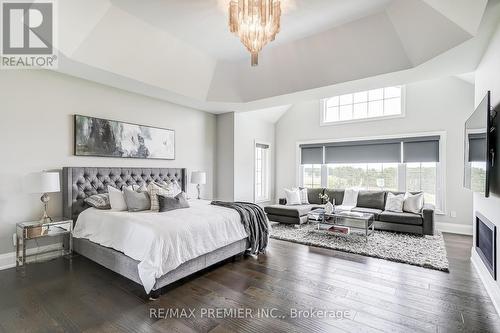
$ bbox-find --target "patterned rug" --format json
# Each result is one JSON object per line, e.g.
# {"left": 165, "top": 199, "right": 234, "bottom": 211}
{"left": 270, "top": 223, "right": 449, "bottom": 272}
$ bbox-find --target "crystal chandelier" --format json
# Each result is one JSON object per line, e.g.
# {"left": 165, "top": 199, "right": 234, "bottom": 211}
{"left": 229, "top": 0, "right": 282, "bottom": 66}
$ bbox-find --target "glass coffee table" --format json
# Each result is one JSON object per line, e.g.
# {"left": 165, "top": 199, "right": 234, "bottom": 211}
{"left": 318, "top": 211, "right": 375, "bottom": 241}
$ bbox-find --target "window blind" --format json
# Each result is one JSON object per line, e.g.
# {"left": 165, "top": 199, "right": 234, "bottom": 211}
{"left": 300, "top": 145, "right": 324, "bottom": 164}
{"left": 324, "top": 139, "right": 401, "bottom": 163}
{"left": 402, "top": 136, "right": 440, "bottom": 163}
{"left": 256, "top": 143, "right": 270, "bottom": 149}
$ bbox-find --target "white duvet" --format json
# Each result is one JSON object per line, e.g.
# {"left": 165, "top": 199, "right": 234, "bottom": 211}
{"left": 72, "top": 199, "right": 247, "bottom": 293}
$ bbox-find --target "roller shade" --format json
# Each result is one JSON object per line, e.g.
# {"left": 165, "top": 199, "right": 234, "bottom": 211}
{"left": 300, "top": 145, "right": 324, "bottom": 164}
{"left": 402, "top": 136, "right": 440, "bottom": 163}
{"left": 468, "top": 133, "right": 486, "bottom": 162}
{"left": 325, "top": 139, "right": 401, "bottom": 163}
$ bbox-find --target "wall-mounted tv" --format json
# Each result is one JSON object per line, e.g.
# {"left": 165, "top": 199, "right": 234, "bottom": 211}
{"left": 464, "top": 91, "right": 497, "bottom": 197}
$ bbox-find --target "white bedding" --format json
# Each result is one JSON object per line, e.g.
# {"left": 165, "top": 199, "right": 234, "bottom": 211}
{"left": 72, "top": 199, "right": 247, "bottom": 293}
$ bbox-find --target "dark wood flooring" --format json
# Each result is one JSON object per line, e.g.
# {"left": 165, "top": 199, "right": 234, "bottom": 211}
{"left": 0, "top": 234, "right": 499, "bottom": 333}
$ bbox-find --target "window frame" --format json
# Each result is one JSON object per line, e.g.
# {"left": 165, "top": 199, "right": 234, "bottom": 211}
{"left": 296, "top": 132, "right": 446, "bottom": 215}
{"left": 320, "top": 86, "right": 406, "bottom": 126}
{"left": 254, "top": 140, "right": 271, "bottom": 203}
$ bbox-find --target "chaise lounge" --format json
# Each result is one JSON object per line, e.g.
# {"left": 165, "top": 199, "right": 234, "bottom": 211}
{"left": 264, "top": 188, "right": 435, "bottom": 235}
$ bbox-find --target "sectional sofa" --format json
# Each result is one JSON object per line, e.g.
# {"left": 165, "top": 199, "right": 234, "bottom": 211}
{"left": 264, "top": 188, "right": 435, "bottom": 235}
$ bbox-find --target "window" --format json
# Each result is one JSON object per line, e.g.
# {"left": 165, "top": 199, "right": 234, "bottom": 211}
{"left": 302, "top": 164, "right": 322, "bottom": 188}
{"left": 327, "top": 163, "right": 398, "bottom": 191}
{"left": 255, "top": 143, "right": 270, "bottom": 202}
{"left": 321, "top": 86, "right": 404, "bottom": 125}
{"left": 406, "top": 162, "right": 437, "bottom": 206}
{"left": 299, "top": 135, "right": 444, "bottom": 213}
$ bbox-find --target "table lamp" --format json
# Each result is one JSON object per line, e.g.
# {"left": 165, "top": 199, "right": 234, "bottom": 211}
{"left": 25, "top": 172, "right": 61, "bottom": 222}
{"left": 190, "top": 171, "right": 206, "bottom": 200}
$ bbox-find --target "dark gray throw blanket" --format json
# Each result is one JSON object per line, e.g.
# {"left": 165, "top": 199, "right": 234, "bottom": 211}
{"left": 211, "top": 201, "right": 269, "bottom": 254}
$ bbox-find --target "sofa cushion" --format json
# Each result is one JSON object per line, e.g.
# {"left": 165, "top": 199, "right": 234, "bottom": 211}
{"left": 351, "top": 207, "right": 383, "bottom": 219}
{"left": 264, "top": 204, "right": 317, "bottom": 218}
{"left": 307, "top": 188, "right": 325, "bottom": 205}
{"left": 325, "top": 189, "right": 344, "bottom": 206}
{"left": 357, "top": 191, "right": 386, "bottom": 210}
{"left": 379, "top": 211, "right": 423, "bottom": 226}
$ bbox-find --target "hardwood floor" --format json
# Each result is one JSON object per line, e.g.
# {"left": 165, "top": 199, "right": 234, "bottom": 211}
{"left": 0, "top": 233, "right": 499, "bottom": 332}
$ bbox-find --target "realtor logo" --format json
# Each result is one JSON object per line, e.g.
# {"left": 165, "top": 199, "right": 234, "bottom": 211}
{"left": 1, "top": 0, "right": 57, "bottom": 69}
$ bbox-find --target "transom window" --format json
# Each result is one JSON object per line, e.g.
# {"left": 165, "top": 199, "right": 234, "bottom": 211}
{"left": 321, "top": 86, "right": 404, "bottom": 124}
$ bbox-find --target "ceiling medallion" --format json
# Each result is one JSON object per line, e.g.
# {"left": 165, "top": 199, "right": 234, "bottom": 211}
{"left": 229, "top": 0, "right": 281, "bottom": 66}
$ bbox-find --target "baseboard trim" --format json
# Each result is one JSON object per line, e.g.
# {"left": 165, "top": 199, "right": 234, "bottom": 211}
{"left": 0, "top": 244, "right": 64, "bottom": 271}
{"left": 471, "top": 248, "right": 500, "bottom": 316}
{"left": 436, "top": 222, "right": 472, "bottom": 235}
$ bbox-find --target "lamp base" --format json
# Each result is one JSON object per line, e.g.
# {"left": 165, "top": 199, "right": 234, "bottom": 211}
{"left": 40, "top": 193, "right": 53, "bottom": 223}
{"left": 197, "top": 184, "right": 201, "bottom": 200}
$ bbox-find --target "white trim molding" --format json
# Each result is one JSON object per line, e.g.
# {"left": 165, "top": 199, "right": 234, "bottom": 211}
{"left": 436, "top": 222, "right": 473, "bottom": 235}
{"left": 472, "top": 248, "right": 500, "bottom": 316}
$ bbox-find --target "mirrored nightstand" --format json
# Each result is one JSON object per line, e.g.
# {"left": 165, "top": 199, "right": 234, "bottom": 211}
{"left": 16, "top": 218, "right": 73, "bottom": 267}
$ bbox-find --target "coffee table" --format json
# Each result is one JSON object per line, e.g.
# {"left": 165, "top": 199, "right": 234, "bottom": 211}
{"left": 318, "top": 211, "right": 375, "bottom": 241}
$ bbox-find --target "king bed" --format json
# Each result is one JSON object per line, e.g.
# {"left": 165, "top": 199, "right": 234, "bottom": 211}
{"left": 62, "top": 167, "right": 249, "bottom": 298}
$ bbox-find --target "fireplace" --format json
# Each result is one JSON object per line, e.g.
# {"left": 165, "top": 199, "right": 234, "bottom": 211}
{"left": 476, "top": 212, "right": 497, "bottom": 280}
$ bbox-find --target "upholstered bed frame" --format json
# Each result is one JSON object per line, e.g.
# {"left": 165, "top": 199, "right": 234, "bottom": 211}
{"left": 62, "top": 167, "right": 248, "bottom": 297}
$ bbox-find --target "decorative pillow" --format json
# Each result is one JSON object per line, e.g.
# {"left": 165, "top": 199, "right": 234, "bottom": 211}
{"left": 403, "top": 192, "right": 424, "bottom": 214}
{"left": 158, "top": 192, "right": 190, "bottom": 212}
{"left": 342, "top": 189, "right": 359, "bottom": 206}
{"left": 123, "top": 187, "right": 151, "bottom": 212}
{"left": 84, "top": 193, "right": 110, "bottom": 210}
{"left": 294, "top": 188, "right": 310, "bottom": 204}
{"left": 284, "top": 188, "right": 301, "bottom": 205}
{"left": 108, "top": 185, "right": 128, "bottom": 211}
{"left": 148, "top": 182, "right": 178, "bottom": 211}
{"left": 385, "top": 192, "right": 405, "bottom": 213}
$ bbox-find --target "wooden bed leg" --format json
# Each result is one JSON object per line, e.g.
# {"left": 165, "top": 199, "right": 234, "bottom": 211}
{"left": 149, "top": 289, "right": 161, "bottom": 301}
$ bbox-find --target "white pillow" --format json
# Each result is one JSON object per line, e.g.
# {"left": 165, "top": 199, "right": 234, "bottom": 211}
{"left": 284, "top": 189, "right": 302, "bottom": 205}
{"left": 108, "top": 185, "right": 128, "bottom": 211}
{"left": 385, "top": 192, "right": 404, "bottom": 213}
{"left": 293, "top": 188, "right": 309, "bottom": 204}
{"left": 403, "top": 192, "right": 424, "bottom": 214}
{"left": 342, "top": 189, "right": 359, "bottom": 206}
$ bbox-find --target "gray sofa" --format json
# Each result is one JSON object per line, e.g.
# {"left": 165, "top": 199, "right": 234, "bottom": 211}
{"left": 264, "top": 188, "right": 435, "bottom": 235}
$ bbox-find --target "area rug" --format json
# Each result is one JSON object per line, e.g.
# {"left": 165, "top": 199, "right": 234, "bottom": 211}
{"left": 270, "top": 223, "right": 449, "bottom": 272}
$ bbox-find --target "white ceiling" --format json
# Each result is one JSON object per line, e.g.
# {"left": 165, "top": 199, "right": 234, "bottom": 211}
{"left": 110, "top": 0, "right": 393, "bottom": 60}
{"left": 54, "top": 0, "right": 495, "bottom": 113}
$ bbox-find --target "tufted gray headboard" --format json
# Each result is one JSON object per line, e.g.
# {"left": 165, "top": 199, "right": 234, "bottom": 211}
{"left": 62, "top": 167, "right": 187, "bottom": 221}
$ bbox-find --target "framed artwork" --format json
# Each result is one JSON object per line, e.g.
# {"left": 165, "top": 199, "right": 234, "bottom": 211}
{"left": 74, "top": 115, "right": 175, "bottom": 160}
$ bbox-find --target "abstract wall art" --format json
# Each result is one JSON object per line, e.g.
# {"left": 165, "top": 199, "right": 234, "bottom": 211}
{"left": 74, "top": 115, "right": 175, "bottom": 160}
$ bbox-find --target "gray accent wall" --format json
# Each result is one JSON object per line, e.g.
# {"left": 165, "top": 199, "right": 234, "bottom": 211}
{"left": 0, "top": 70, "right": 216, "bottom": 256}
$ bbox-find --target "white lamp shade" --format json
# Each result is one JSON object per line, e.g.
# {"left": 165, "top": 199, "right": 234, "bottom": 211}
{"left": 24, "top": 172, "right": 61, "bottom": 193}
{"left": 190, "top": 171, "right": 206, "bottom": 185}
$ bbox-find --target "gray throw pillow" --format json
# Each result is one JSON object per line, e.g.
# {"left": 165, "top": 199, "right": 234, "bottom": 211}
{"left": 123, "top": 187, "right": 151, "bottom": 212}
{"left": 84, "top": 193, "right": 111, "bottom": 210}
{"left": 158, "top": 192, "right": 190, "bottom": 212}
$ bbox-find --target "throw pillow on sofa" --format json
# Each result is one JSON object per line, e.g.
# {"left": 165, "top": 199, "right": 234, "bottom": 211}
{"left": 342, "top": 189, "right": 359, "bottom": 206}
{"left": 385, "top": 192, "right": 404, "bottom": 213}
{"left": 403, "top": 192, "right": 424, "bottom": 214}
{"left": 284, "top": 188, "right": 302, "bottom": 205}
{"left": 293, "top": 187, "right": 309, "bottom": 204}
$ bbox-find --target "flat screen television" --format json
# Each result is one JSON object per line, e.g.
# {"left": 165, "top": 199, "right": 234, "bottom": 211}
{"left": 464, "top": 91, "right": 497, "bottom": 197}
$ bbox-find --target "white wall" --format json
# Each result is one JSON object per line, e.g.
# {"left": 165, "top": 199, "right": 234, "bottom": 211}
{"left": 0, "top": 70, "right": 216, "bottom": 255}
{"left": 215, "top": 111, "right": 276, "bottom": 204}
{"left": 234, "top": 112, "right": 275, "bottom": 204}
{"left": 215, "top": 112, "right": 235, "bottom": 201}
{"left": 275, "top": 76, "right": 475, "bottom": 229}
{"left": 472, "top": 20, "right": 500, "bottom": 313}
